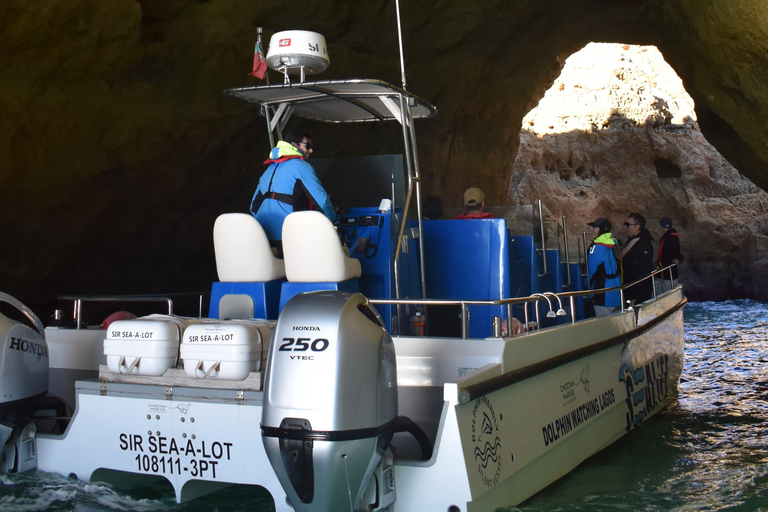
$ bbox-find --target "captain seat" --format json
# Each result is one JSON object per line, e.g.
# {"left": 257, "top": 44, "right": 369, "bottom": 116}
{"left": 282, "top": 211, "right": 361, "bottom": 282}
{"left": 214, "top": 213, "right": 285, "bottom": 281}
{"left": 279, "top": 211, "right": 361, "bottom": 310}
{"left": 209, "top": 213, "right": 286, "bottom": 320}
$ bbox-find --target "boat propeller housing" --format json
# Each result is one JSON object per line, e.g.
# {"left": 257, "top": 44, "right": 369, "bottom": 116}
{"left": 261, "top": 291, "right": 397, "bottom": 512}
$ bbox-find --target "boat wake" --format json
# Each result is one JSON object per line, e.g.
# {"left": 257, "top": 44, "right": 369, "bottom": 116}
{"left": 0, "top": 471, "right": 170, "bottom": 512}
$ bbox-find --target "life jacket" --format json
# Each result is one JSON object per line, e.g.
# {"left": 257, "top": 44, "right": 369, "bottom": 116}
{"left": 589, "top": 233, "right": 620, "bottom": 290}
{"left": 251, "top": 141, "right": 309, "bottom": 210}
{"left": 454, "top": 211, "right": 495, "bottom": 219}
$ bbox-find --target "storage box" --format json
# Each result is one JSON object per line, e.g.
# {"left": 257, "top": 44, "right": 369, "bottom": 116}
{"left": 181, "top": 320, "right": 275, "bottom": 381}
{"left": 103, "top": 315, "right": 208, "bottom": 376}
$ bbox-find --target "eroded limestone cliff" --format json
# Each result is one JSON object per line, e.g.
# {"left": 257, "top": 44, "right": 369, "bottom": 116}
{"left": 509, "top": 44, "right": 768, "bottom": 300}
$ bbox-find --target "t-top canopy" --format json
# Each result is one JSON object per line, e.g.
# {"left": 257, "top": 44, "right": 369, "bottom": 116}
{"left": 224, "top": 79, "right": 438, "bottom": 123}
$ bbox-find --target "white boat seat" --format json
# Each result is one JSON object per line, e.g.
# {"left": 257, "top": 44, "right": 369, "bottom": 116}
{"left": 282, "top": 211, "right": 362, "bottom": 282}
{"left": 213, "top": 213, "right": 286, "bottom": 282}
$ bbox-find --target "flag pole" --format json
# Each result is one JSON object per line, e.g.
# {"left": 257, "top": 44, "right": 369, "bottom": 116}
{"left": 395, "top": 0, "right": 407, "bottom": 91}
{"left": 257, "top": 27, "right": 270, "bottom": 85}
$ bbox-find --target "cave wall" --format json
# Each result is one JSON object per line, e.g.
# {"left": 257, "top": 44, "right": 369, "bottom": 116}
{"left": 1, "top": 0, "right": 767, "bottom": 313}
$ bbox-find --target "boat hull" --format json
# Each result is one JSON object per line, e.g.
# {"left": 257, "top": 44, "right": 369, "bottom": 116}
{"left": 395, "top": 288, "right": 685, "bottom": 510}
{"left": 36, "top": 289, "right": 684, "bottom": 511}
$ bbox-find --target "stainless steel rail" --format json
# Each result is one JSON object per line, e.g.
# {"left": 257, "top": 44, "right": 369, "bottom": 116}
{"left": 56, "top": 294, "right": 207, "bottom": 329}
{"left": 536, "top": 200, "right": 548, "bottom": 277}
{"left": 562, "top": 215, "right": 571, "bottom": 288}
{"left": 369, "top": 264, "right": 679, "bottom": 339}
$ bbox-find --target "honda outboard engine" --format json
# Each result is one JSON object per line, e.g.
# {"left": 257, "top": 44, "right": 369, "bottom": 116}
{"left": 262, "top": 291, "right": 397, "bottom": 512}
{"left": 0, "top": 293, "right": 49, "bottom": 473}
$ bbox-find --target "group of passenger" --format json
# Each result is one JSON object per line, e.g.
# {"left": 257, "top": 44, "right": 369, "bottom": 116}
{"left": 587, "top": 213, "right": 683, "bottom": 316}
{"left": 248, "top": 133, "right": 681, "bottom": 321}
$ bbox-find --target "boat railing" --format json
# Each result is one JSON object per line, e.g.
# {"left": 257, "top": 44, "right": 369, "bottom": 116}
{"left": 535, "top": 199, "right": 548, "bottom": 277}
{"left": 369, "top": 263, "right": 680, "bottom": 339}
{"left": 561, "top": 215, "right": 572, "bottom": 288}
{"left": 57, "top": 292, "right": 209, "bottom": 329}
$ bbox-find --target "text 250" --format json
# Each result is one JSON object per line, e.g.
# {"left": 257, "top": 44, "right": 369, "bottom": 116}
{"left": 278, "top": 338, "right": 330, "bottom": 352}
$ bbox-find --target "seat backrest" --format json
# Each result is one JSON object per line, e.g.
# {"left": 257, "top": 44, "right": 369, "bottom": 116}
{"left": 213, "top": 213, "right": 286, "bottom": 282}
{"left": 282, "top": 211, "right": 362, "bottom": 282}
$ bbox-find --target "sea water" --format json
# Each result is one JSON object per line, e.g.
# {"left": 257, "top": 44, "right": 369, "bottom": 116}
{"left": 2, "top": 300, "right": 767, "bottom": 512}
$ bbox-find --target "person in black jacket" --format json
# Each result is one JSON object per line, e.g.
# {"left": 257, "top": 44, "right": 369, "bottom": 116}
{"left": 618, "top": 213, "right": 654, "bottom": 304}
{"left": 656, "top": 216, "right": 684, "bottom": 293}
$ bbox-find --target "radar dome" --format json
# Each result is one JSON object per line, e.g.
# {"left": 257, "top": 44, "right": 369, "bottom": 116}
{"left": 266, "top": 31, "right": 329, "bottom": 75}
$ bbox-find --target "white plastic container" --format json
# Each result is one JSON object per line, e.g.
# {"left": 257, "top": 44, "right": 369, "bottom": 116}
{"left": 181, "top": 320, "right": 275, "bottom": 381}
{"left": 265, "top": 30, "right": 329, "bottom": 75}
{"left": 104, "top": 316, "right": 201, "bottom": 376}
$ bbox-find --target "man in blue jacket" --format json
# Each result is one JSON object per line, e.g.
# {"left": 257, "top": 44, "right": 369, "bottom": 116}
{"left": 250, "top": 130, "right": 337, "bottom": 255}
{"left": 587, "top": 217, "right": 622, "bottom": 316}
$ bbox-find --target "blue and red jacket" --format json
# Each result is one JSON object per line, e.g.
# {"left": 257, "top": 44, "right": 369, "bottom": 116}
{"left": 588, "top": 233, "right": 621, "bottom": 307}
{"left": 250, "top": 141, "right": 337, "bottom": 241}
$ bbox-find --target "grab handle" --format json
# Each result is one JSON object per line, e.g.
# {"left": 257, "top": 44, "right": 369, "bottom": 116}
{"left": 194, "top": 360, "right": 221, "bottom": 379}
{"left": 118, "top": 355, "right": 141, "bottom": 375}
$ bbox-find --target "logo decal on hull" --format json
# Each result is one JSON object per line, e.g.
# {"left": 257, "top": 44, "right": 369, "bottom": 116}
{"left": 559, "top": 364, "right": 591, "bottom": 404}
{"left": 471, "top": 396, "right": 504, "bottom": 487}
{"left": 619, "top": 344, "right": 670, "bottom": 431}
{"left": 148, "top": 403, "right": 192, "bottom": 415}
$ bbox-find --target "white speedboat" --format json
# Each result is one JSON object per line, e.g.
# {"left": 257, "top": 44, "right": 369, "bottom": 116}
{"left": 0, "top": 28, "right": 685, "bottom": 512}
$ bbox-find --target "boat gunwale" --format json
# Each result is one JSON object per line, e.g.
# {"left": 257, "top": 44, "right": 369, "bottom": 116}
{"left": 458, "top": 292, "right": 687, "bottom": 404}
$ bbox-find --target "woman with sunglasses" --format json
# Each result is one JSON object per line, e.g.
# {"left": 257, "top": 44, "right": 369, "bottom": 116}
{"left": 617, "top": 213, "right": 654, "bottom": 304}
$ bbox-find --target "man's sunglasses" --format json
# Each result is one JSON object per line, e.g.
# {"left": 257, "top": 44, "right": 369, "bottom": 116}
{"left": 624, "top": 222, "right": 639, "bottom": 227}
{"left": 299, "top": 142, "right": 313, "bottom": 151}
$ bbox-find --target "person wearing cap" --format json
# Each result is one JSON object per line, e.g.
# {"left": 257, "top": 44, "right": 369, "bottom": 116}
{"left": 455, "top": 187, "right": 494, "bottom": 219}
{"left": 587, "top": 218, "right": 621, "bottom": 316}
{"left": 617, "top": 212, "right": 654, "bottom": 303}
{"left": 250, "top": 130, "right": 337, "bottom": 256}
{"left": 656, "top": 216, "right": 683, "bottom": 293}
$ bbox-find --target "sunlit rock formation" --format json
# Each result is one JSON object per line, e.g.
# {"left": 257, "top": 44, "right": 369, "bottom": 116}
{"left": 510, "top": 44, "right": 768, "bottom": 300}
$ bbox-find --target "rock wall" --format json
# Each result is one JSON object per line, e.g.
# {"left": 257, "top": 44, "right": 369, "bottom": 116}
{"left": 2, "top": 0, "right": 768, "bottom": 313}
{"left": 508, "top": 44, "right": 768, "bottom": 300}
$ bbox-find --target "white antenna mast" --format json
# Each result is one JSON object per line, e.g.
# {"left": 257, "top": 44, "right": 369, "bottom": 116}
{"left": 395, "top": 0, "right": 408, "bottom": 90}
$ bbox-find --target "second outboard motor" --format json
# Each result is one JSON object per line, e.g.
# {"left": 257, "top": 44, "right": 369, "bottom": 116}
{"left": 262, "top": 291, "right": 397, "bottom": 512}
{"left": 0, "top": 293, "right": 50, "bottom": 473}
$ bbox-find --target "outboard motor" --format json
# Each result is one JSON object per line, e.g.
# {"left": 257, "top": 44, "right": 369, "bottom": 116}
{"left": 0, "top": 293, "right": 50, "bottom": 473}
{"left": 262, "top": 291, "right": 397, "bottom": 512}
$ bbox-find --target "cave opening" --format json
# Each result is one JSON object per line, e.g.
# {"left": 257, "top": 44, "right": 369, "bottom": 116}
{"left": 654, "top": 158, "right": 683, "bottom": 179}
{"left": 510, "top": 42, "right": 768, "bottom": 301}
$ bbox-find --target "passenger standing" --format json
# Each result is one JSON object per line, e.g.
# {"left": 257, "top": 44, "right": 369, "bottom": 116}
{"left": 617, "top": 213, "right": 654, "bottom": 304}
{"left": 250, "top": 130, "right": 337, "bottom": 256}
{"left": 455, "top": 187, "right": 494, "bottom": 219}
{"left": 656, "top": 216, "right": 684, "bottom": 293}
{"left": 587, "top": 218, "right": 621, "bottom": 316}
